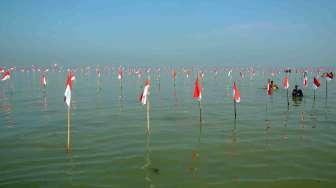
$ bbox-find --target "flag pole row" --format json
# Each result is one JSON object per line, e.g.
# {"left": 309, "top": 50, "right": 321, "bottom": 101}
{"left": 0, "top": 66, "right": 334, "bottom": 153}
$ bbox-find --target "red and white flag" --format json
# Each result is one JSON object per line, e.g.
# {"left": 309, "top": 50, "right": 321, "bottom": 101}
{"left": 267, "top": 79, "right": 272, "bottom": 96}
{"left": 64, "top": 71, "right": 76, "bottom": 108}
{"left": 1, "top": 69, "right": 10, "bottom": 81}
{"left": 313, "top": 77, "right": 320, "bottom": 89}
{"left": 283, "top": 76, "right": 289, "bottom": 89}
{"left": 232, "top": 81, "right": 241, "bottom": 103}
{"left": 303, "top": 74, "right": 308, "bottom": 87}
{"left": 0, "top": 67, "right": 4, "bottom": 73}
{"left": 118, "top": 66, "right": 123, "bottom": 80}
{"left": 139, "top": 79, "right": 150, "bottom": 105}
{"left": 40, "top": 74, "right": 47, "bottom": 87}
{"left": 325, "top": 72, "right": 333, "bottom": 81}
{"left": 193, "top": 78, "right": 201, "bottom": 101}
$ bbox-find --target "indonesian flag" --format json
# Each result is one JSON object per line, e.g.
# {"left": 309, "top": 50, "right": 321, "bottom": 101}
{"left": 325, "top": 72, "right": 333, "bottom": 81}
{"left": 40, "top": 74, "right": 47, "bottom": 87}
{"left": 118, "top": 66, "right": 123, "bottom": 80}
{"left": 232, "top": 81, "right": 241, "bottom": 103}
{"left": 267, "top": 79, "right": 272, "bottom": 96}
{"left": 139, "top": 79, "right": 150, "bottom": 105}
{"left": 283, "top": 76, "right": 289, "bottom": 89}
{"left": 64, "top": 71, "right": 76, "bottom": 108}
{"left": 0, "top": 67, "right": 4, "bottom": 73}
{"left": 193, "top": 78, "right": 201, "bottom": 101}
{"left": 313, "top": 77, "right": 320, "bottom": 89}
{"left": 303, "top": 74, "right": 308, "bottom": 87}
{"left": 1, "top": 69, "right": 10, "bottom": 81}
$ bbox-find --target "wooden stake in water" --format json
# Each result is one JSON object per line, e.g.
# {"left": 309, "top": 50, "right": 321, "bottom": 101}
{"left": 67, "top": 107, "right": 71, "bottom": 152}
{"left": 199, "top": 100, "right": 202, "bottom": 123}
{"left": 147, "top": 95, "right": 150, "bottom": 135}
{"left": 326, "top": 79, "right": 328, "bottom": 98}
{"left": 234, "top": 99, "right": 237, "bottom": 120}
{"left": 314, "top": 89, "right": 316, "bottom": 101}
{"left": 286, "top": 89, "right": 289, "bottom": 110}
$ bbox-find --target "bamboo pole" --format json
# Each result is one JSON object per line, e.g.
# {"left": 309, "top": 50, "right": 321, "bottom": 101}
{"left": 234, "top": 100, "right": 237, "bottom": 120}
{"left": 326, "top": 80, "right": 328, "bottom": 98}
{"left": 286, "top": 89, "right": 289, "bottom": 110}
{"left": 199, "top": 100, "right": 202, "bottom": 123}
{"left": 314, "top": 90, "right": 316, "bottom": 101}
{"left": 147, "top": 96, "right": 150, "bottom": 135}
{"left": 67, "top": 107, "right": 71, "bottom": 152}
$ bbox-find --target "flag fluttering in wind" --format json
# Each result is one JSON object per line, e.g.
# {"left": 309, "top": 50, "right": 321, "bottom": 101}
{"left": 193, "top": 75, "right": 203, "bottom": 122}
{"left": 232, "top": 81, "right": 241, "bottom": 103}
{"left": 303, "top": 72, "right": 308, "bottom": 87}
{"left": 139, "top": 78, "right": 151, "bottom": 134}
{"left": 323, "top": 72, "right": 333, "bottom": 98}
{"left": 283, "top": 75, "right": 290, "bottom": 109}
{"left": 232, "top": 81, "right": 240, "bottom": 120}
{"left": 283, "top": 76, "right": 289, "bottom": 89}
{"left": 64, "top": 71, "right": 76, "bottom": 108}
{"left": 313, "top": 76, "right": 320, "bottom": 100}
{"left": 313, "top": 77, "right": 320, "bottom": 89}
{"left": 64, "top": 71, "right": 75, "bottom": 153}
{"left": 193, "top": 78, "right": 201, "bottom": 101}
{"left": 1, "top": 69, "right": 10, "bottom": 81}
{"left": 139, "top": 79, "right": 150, "bottom": 105}
{"left": 325, "top": 72, "right": 333, "bottom": 81}
{"left": 267, "top": 79, "right": 272, "bottom": 96}
{"left": 40, "top": 74, "right": 47, "bottom": 87}
{"left": 118, "top": 66, "right": 123, "bottom": 80}
{"left": 0, "top": 67, "right": 4, "bottom": 73}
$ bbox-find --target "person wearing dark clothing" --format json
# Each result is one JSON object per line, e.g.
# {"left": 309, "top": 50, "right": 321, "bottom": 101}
{"left": 292, "top": 85, "right": 303, "bottom": 97}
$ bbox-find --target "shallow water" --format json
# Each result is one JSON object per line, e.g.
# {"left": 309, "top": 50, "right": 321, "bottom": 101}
{"left": 0, "top": 69, "right": 335, "bottom": 187}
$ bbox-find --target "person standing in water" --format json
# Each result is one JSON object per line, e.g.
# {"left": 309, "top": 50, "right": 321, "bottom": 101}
{"left": 270, "top": 80, "right": 279, "bottom": 90}
{"left": 292, "top": 85, "right": 303, "bottom": 97}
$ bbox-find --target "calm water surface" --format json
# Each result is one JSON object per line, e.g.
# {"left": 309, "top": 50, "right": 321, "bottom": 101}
{"left": 0, "top": 69, "right": 335, "bottom": 187}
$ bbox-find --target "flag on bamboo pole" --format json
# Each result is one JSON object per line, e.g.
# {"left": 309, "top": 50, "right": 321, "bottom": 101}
{"left": 303, "top": 72, "right": 308, "bottom": 87}
{"left": 193, "top": 77, "right": 201, "bottom": 101}
{"left": 267, "top": 79, "right": 272, "bottom": 96}
{"left": 325, "top": 72, "right": 333, "bottom": 81}
{"left": 313, "top": 77, "right": 320, "bottom": 89}
{"left": 118, "top": 66, "right": 123, "bottom": 80}
{"left": 40, "top": 74, "right": 47, "bottom": 87}
{"left": 1, "top": 69, "right": 10, "bottom": 81}
{"left": 283, "top": 76, "right": 289, "bottom": 89}
{"left": 139, "top": 79, "right": 150, "bottom": 105}
{"left": 232, "top": 81, "right": 241, "bottom": 103}
{"left": 64, "top": 71, "right": 76, "bottom": 108}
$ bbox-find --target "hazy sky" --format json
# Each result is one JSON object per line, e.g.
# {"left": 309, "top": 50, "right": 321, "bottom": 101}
{"left": 0, "top": 0, "right": 335, "bottom": 66}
